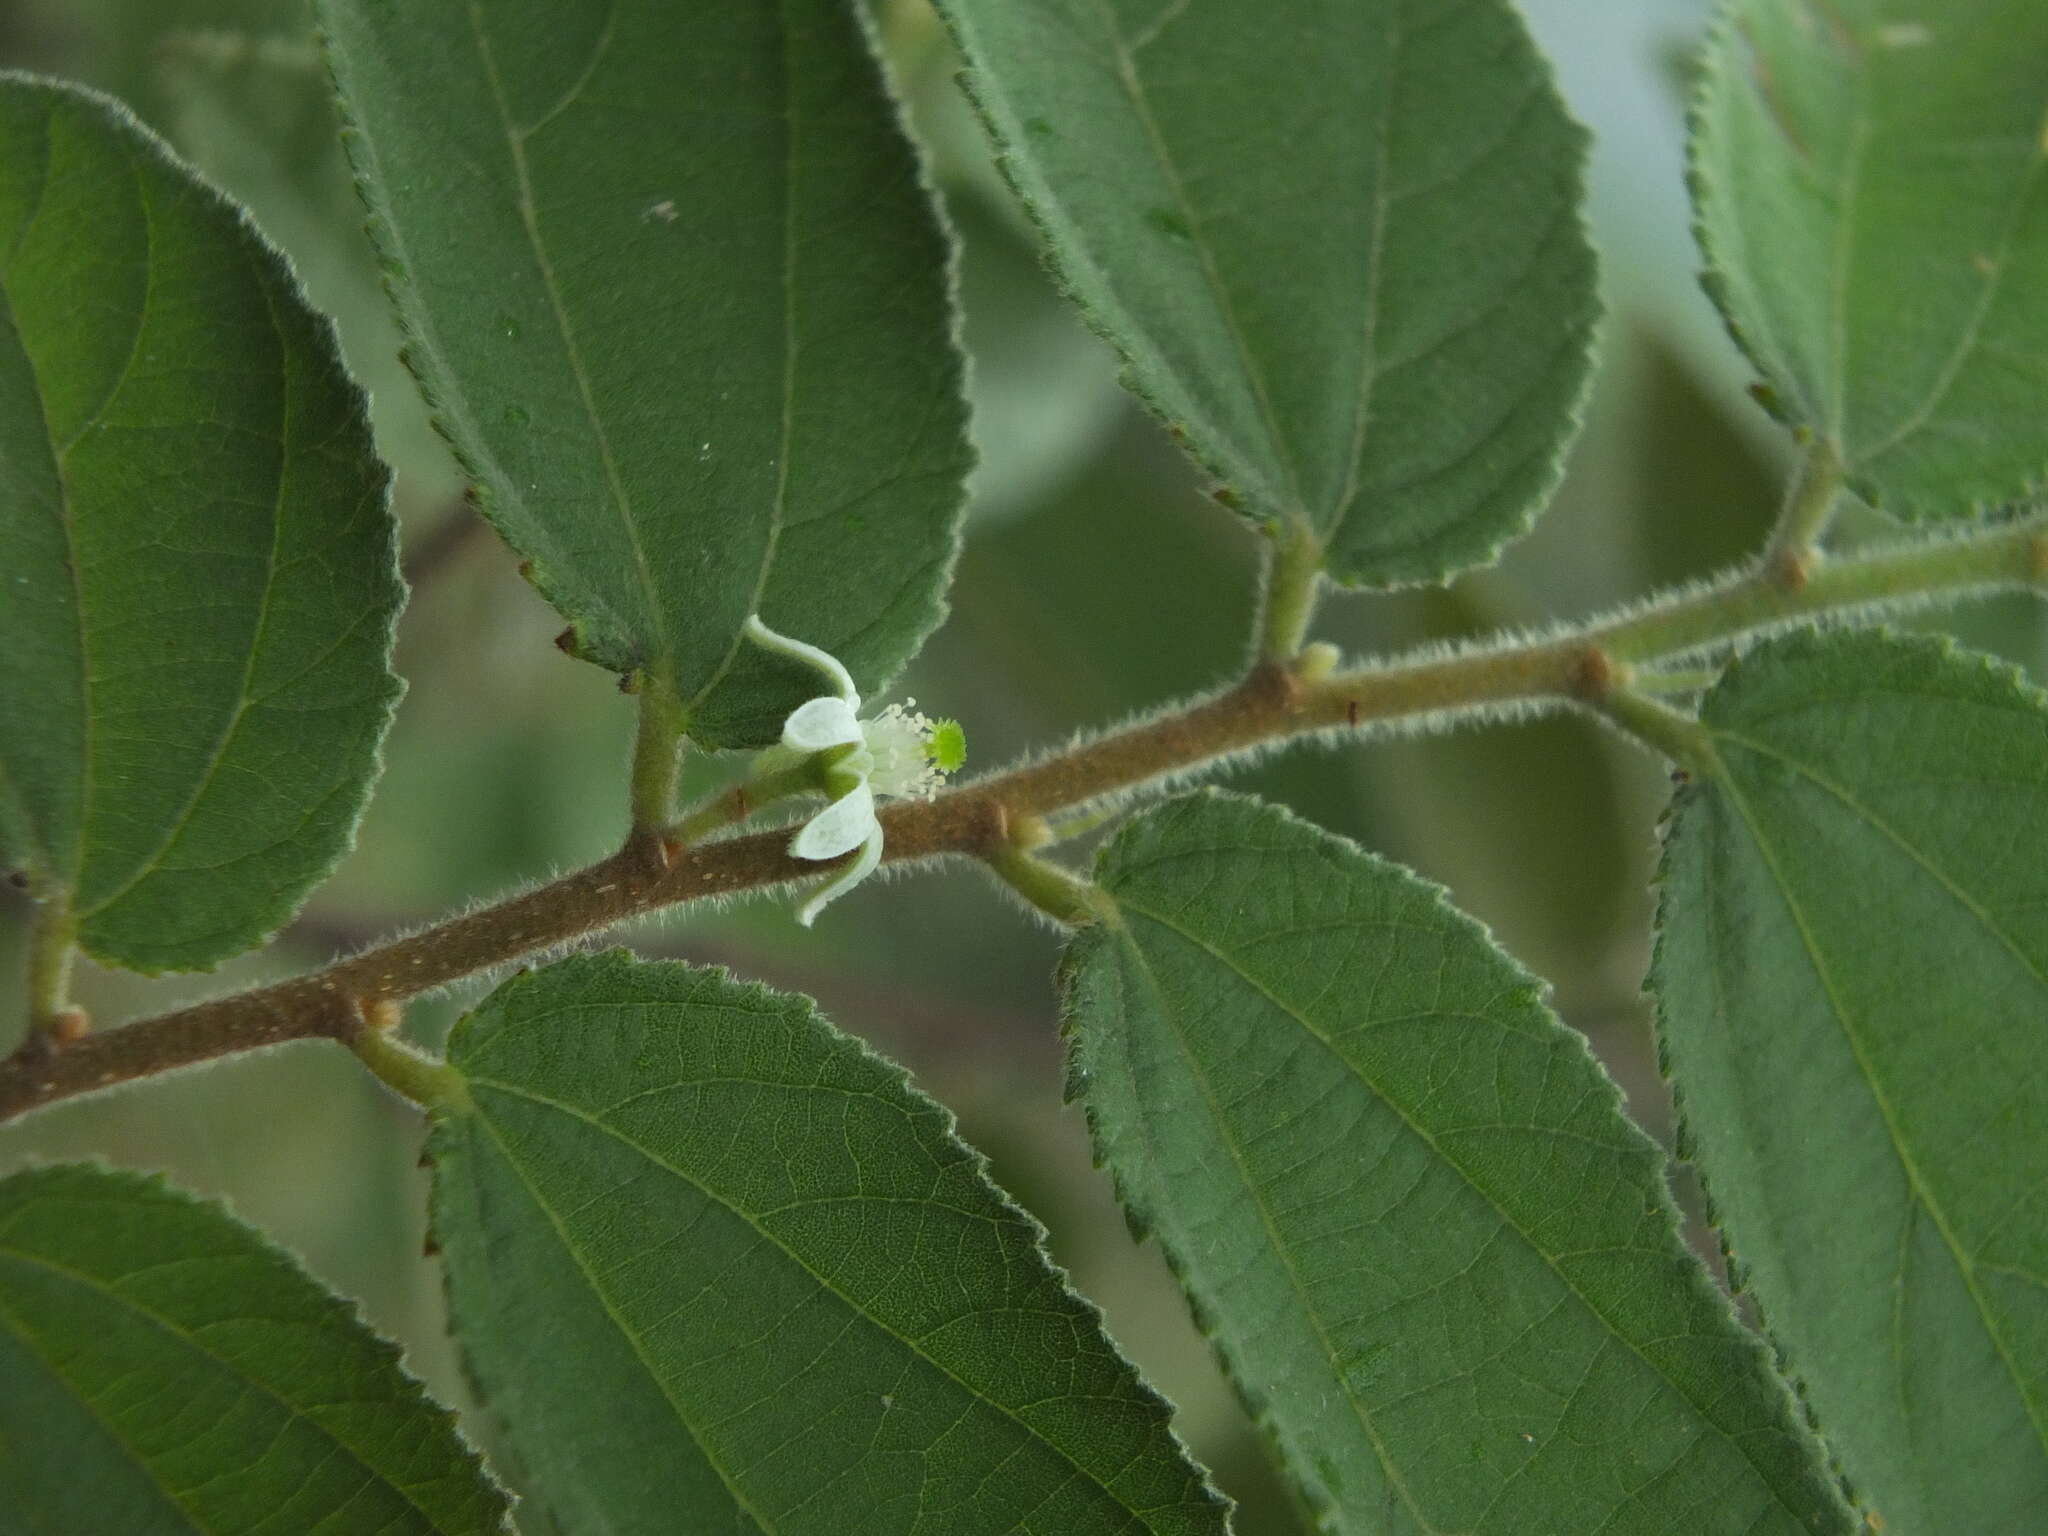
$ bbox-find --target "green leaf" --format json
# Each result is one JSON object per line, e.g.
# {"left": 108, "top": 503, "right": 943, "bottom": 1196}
{"left": 1063, "top": 791, "right": 1853, "bottom": 1535}
{"left": 929, "top": 0, "right": 1599, "bottom": 588}
{"left": 0, "top": 1162, "right": 508, "bottom": 1535}
{"left": 429, "top": 950, "right": 1229, "bottom": 1535}
{"left": 317, "top": 0, "right": 971, "bottom": 748}
{"left": 1652, "top": 629, "right": 2048, "bottom": 1532}
{"left": 0, "top": 74, "right": 401, "bottom": 973}
{"left": 1691, "top": 0, "right": 2048, "bottom": 517}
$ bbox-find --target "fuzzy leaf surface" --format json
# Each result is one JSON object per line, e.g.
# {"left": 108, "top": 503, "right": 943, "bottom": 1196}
{"left": 429, "top": 951, "right": 1227, "bottom": 1535}
{"left": 1653, "top": 629, "right": 2048, "bottom": 1533}
{"left": 1692, "top": 0, "right": 2048, "bottom": 516}
{"left": 0, "top": 1163, "right": 508, "bottom": 1535}
{"left": 318, "top": 0, "right": 970, "bottom": 747}
{"left": 0, "top": 75, "right": 400, "bottom": 971}
{"left": 931, "top": 0, "right": 1598, "bottom": 587}
{"left": 1062, "top": 791, "right": 1853, "bottom": 1534}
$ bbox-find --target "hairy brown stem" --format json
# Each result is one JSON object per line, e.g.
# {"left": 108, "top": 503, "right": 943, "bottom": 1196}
{"left": 0, "top": 663, "right": 1494, "bottom": 1122}
{"left": 4, "top": 520, "right": 2042, "bottom": 1124}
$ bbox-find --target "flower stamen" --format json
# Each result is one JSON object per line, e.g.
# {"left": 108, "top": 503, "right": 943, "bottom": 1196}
{"left": 743, "top": 616, "right": 965, "bottom": 924}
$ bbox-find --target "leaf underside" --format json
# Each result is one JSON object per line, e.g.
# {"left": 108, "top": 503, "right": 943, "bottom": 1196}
{"left": 0, "top": 1163, "right": 508, "bottom": 1535}
{"left": 429, "top": 951, "right": 1228, "bottom": 1535}
{"left": 1654, "top": 628, "right": 2048, "bottom": 1533}
{"left": 932, "top": 0, "right": 1600, "bottom": 589}
{"left": 318, "top": 0, "right": 972, "bottom": 748}
{"left": 1692, "top": 0, "right": 2048, "bottom": 516}
{"left": 1063, "top": 791, "right": 1852, "bottom": 1535}
{"left": 0, "top": 73, "right": 400, "bottom": 972}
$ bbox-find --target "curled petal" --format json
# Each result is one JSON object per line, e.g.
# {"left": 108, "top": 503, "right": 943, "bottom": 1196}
{"left": 796, "top": 826, "right": 883, "bottom": 927}
{"left": 782, "top": 695, "right": 862, "bottom": 752}
{"left": 745, "top": 614, "right": 857, "bottom": 702}
{"left": 788, "top": 781, "right": 877, "bottom": 861}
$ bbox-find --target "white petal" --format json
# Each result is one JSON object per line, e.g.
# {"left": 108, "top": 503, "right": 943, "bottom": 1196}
{"left": 745, "top": 614, "right": 857, "bottom": 702}
{"left": 796, "top": 827, "right": 883, "bottom": 927}
{"left": 788, "top": 781, "right": 876, "bottom": 860}
{"left": 782, "top": 695, "right": 862, "bottom": 752}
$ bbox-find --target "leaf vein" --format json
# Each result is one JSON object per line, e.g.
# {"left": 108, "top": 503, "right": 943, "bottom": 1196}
{"left": 0, "top": 1250, "right": 439, "bottom": 1529}
{"left": 1707, "top": 758, "right": 2048, "bottom": 1459}
{"left": 1116, "top": 888, "right": 1821, "bottom": 1521}
{"left": 466, "top": 1073, "right": 1164, "bottom": 1523}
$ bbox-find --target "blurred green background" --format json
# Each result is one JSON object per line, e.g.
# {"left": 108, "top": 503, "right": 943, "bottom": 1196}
{"left": 0, "top": 2, "right": 2039, "bottom": 1528}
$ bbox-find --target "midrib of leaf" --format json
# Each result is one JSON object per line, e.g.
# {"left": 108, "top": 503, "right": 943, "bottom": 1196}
{"left": 0, "top": 1245, "right": 451, "bottom": 1530}
{"left": 1859, "top": 125, "right": 2048, "bottom": 468}
{"left": 1824, "top": 53, "right": 1871, "bottom": 452}
{"left": 74, "top": 252, "right": 290, "bottom": 923}
{"left": 1706, "top": 743, "right": 2048, "bottom": 1456}
{"left": 460, "top": 1109, "right": 774, "bottom": 1535}
{"left": 0, "top": 1284, "right": 203, "bottom": 1535}
{"left": 55, "top": 162, "right": 150, "bottom": 463}
{"left": 0, "top": 115, "right": 91, "bottom": 887}
{"left": 59, "top": 154, "right": 148, "bottom": 903}
{"left": 464, "top": 1071, "right": 1165, "bottom": 1525}
{"left": 1112, "top": 884, "right": 1822, "bottom": 1524}
{"left": 1330, "top": 2, "right": 1398, "bottom": 529}
{"left": 1807, "top": 14, "right": 2048, "bottom": 471}
{"left": 0, "top": 338, "right": 60, "bottom": 876}
{"left": 1104, "top": 916, "right": 1440, "bottom": 1534}
{"left": 13, "top": 139, "right": 317, "bottom": 922}
{"left": 462, "top": 0, "right": 670, "bottom": 676}
{"left": 1083, "top": 0, "right": 1307, "bottom": 517}
{"left": 0, "top": 112, "right": 56, "bottom": 875}
{"left": 683, "top": 0, "right": 797, "bottom": 717}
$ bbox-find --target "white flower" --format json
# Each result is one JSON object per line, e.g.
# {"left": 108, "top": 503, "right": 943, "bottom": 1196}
{"left": 745, "top": 616, "right": 964, "bottom": 926}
